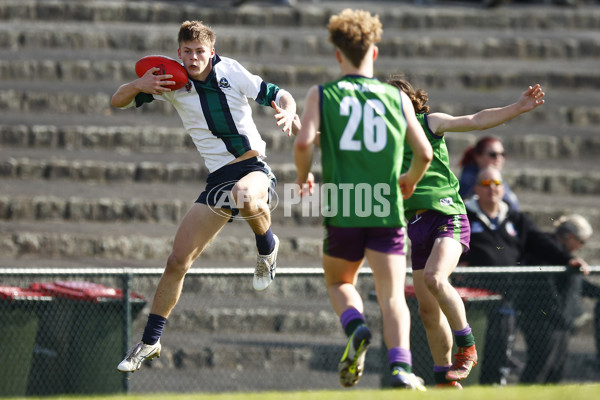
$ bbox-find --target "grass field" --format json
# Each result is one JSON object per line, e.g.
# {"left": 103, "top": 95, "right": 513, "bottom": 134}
{"left": 10, "top": 384, "right": 600, "bottom": 400}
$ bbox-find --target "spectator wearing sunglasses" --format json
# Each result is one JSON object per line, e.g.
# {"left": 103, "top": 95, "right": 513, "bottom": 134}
{"left": 457, "top": 167, "right": 586, "bottom": 385}
{"left": 459, "top": 136, "right": 520, "bottom": 211}
{"left": 515, "top": 214, "right": 594, "bottom": 384}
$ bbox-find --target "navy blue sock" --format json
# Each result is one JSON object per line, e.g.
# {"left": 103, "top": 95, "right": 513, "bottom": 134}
{"left": 255, "top": 228, "right": 275, "bottom": 255}
{"left": 142, "top": 313, "right": 167, "bottom": 345}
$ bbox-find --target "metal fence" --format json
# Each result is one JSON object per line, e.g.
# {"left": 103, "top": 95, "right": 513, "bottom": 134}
{"left": 1, "top": 266, "right": 599, "bottom": 396}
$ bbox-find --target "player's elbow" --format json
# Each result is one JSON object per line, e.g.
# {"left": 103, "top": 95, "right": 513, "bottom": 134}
{"left": 110, "top": 97, "right": 120, "bottom": 108}
{"left": 418, "top": 145, "right": 434, "bottom": 164}
{"left": 110, "top": 94, "right": 126, "bottom": 108}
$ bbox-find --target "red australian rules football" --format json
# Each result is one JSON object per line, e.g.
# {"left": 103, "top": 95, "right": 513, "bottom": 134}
{"left": 135, "top": 55, "right": 189, "bottom": 90}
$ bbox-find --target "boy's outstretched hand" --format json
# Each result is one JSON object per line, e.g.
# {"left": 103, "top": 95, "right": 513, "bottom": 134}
{"left": 271, "top": 100, "right": 296, "bottom": 137}
{"left": 518, "top": 84, "right": 545, "bottom": 113}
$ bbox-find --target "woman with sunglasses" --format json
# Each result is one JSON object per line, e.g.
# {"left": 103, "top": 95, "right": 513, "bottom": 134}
{"left": 458, "top": 136, "right": 519, "bottom": 210}
{"left": 387, "top": 79, "right": 545, "bottom": 388}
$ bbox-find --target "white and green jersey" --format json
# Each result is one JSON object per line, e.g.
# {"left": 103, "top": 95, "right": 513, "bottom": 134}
{"left": 319, "top": 75, "right": 408, "bottom": 228}
{"left": 123, "top": 54, "right": 284, "bottom": 173}
{"left": 402, "top": 113, "right": 466, "bottom": 219}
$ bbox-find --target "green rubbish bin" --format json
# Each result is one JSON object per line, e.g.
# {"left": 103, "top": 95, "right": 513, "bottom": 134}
{"left": 27, "top": 281, "right": 146, "bottom": 395}
{"left": 375, "top": 285, "right": 501, "bottom": 387}
{"left": 0, "top": 286, "right": 52, "bottom": 397}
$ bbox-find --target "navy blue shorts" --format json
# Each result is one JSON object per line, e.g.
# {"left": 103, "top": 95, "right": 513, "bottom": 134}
{"left": 324, "top": 225, "right": 407, "bottom": 262}
{"left": 196, "top": 157, "right": 276, "bottom": 220}
{"left": 407, "top": 211, "right": 470, "bottom": 270}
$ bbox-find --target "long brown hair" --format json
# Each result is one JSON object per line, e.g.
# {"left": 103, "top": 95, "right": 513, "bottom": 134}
{"left": 387, "top": 75, "right": 430, "bottom": 114}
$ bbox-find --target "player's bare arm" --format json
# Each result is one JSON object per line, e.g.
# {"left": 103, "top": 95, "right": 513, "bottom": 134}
{"left": 110, "top": 67, "right": 175, "bottom": 108}
{"left": 399, "top": 91, "right": 433, "bottom": 199}
{"left": 428, "top": 84, "right": 545, "bottom": 135}
{"left": 294, "top": 85, "right": 320, "bottom": 195}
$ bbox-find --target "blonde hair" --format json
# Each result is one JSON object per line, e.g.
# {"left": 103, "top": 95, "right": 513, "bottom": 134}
{"left": 178, "top": 20, "right": 216, "bottom": 47}
{"left": 327, "top": 9, "right": 382, "bottom": 68}
{"left": 554, "top": 214, "right": 593, "bottom": 242}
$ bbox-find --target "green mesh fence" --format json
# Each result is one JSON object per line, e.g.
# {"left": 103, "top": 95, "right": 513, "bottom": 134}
{"left": 0, "top": 267, "right": 599, "bottom": 395}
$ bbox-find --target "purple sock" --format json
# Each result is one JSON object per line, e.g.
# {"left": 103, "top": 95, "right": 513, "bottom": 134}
{"left": 452, "top": 324, "right": 472, "bottom": 336}
{"left": 141, "top": 313, "right": 167, "bottom": 345}
{"left": 388, "top": 347, "right": 412, "bottom": 366}
{"left": 340, "top": 307, "right": 365, "bottom": 332}
{"left": 433, "top": 364, "right": 452, "bottom": 373}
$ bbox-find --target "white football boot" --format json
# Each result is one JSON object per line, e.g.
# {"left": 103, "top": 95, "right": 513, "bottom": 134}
{"left": 117, "top": 340, "right": 161, "bottom": 372}
{"left": 253, "top": 235, "right": 279, "bottom": 291}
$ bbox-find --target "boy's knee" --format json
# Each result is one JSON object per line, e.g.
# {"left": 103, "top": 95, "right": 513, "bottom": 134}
{"left": 232, "top": 184, "right": 256, "bottom": 206}
{"left": 423, "top": 271, "right": 444, "bottom": 294}
{"left": 166, "top": 253, "right": 192, "bottom": 276}
{"left": 232, "top": 186, "right": 267, "bottom": 213}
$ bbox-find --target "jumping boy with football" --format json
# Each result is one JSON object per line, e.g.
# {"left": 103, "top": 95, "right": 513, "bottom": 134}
{"left": 112, "top": 20, "right": 298, "bottom": 372}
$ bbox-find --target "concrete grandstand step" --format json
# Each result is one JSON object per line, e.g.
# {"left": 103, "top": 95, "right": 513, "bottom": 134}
{"left": 0, "top": 151, "right": 305, "bottom": 183}
{"left": 0, "top": 178, "right": 324, "bottom": 226}
{"left": 1, "top": 86, "right": 599, "bottom": 135}
{"left": 0, "top": 219, "right": 324, "bottom": 263}
{"left": 0, "top": 123, "right": 295, "bottom": 155}
{"left": 164, "top": 294, "right": 353, "bottom": 335}
{"left": 1, "top": 0, "right": 600, "bottom": 30}
{"left": 2, "top": 172, "right": 600, "bottom": 226}
{"left": 1, "top": 171, "right": 598, "bottom": 215}
{"left": 0, "top": 210, "right": 598, "bottom": 265}
{"left": 3, "top": 151, "right": 600, "bottom": 195}
{"left": 1, "top": 56, "right": 599, "bottom": 91}
{"left": 2, "top": 122, "right": 600, "bottom": 158}
{"left": 2, "top": 20, "right": 599, "bottom": 60}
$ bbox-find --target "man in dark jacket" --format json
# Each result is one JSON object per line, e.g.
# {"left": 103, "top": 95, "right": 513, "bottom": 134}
{"left": 457, "top": 167, "right": 586, "bottom": 385}
{"left": 516, "top": 214, "right": 593, "bottom": 383}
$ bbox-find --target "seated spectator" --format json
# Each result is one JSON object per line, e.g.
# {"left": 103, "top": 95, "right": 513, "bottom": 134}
{"left": 516, "top": 214, "right": 592, "bottom": 383}
{"left": 457, "top": 166, "right": 585, "bottom": 385}
{"left": 458, "top": 136, "right": 520, "bottom": 211}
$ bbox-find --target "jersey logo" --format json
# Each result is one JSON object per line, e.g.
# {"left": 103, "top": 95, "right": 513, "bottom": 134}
{"left": 219, "top": 77, "right": 231, "bottom": 89}
{"left": 185, "top": 81, "right": 192, "bottom": 92}
{"left": 439, "top": 197, "right": 454, "bottom": 206}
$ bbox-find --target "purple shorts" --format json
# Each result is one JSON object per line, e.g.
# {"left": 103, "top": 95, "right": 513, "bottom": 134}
{"left": 407, "top": 211, "right": 470, "bottom": 270}
{"left": 324, "top": 226, "right": 406, "bottom": 262}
